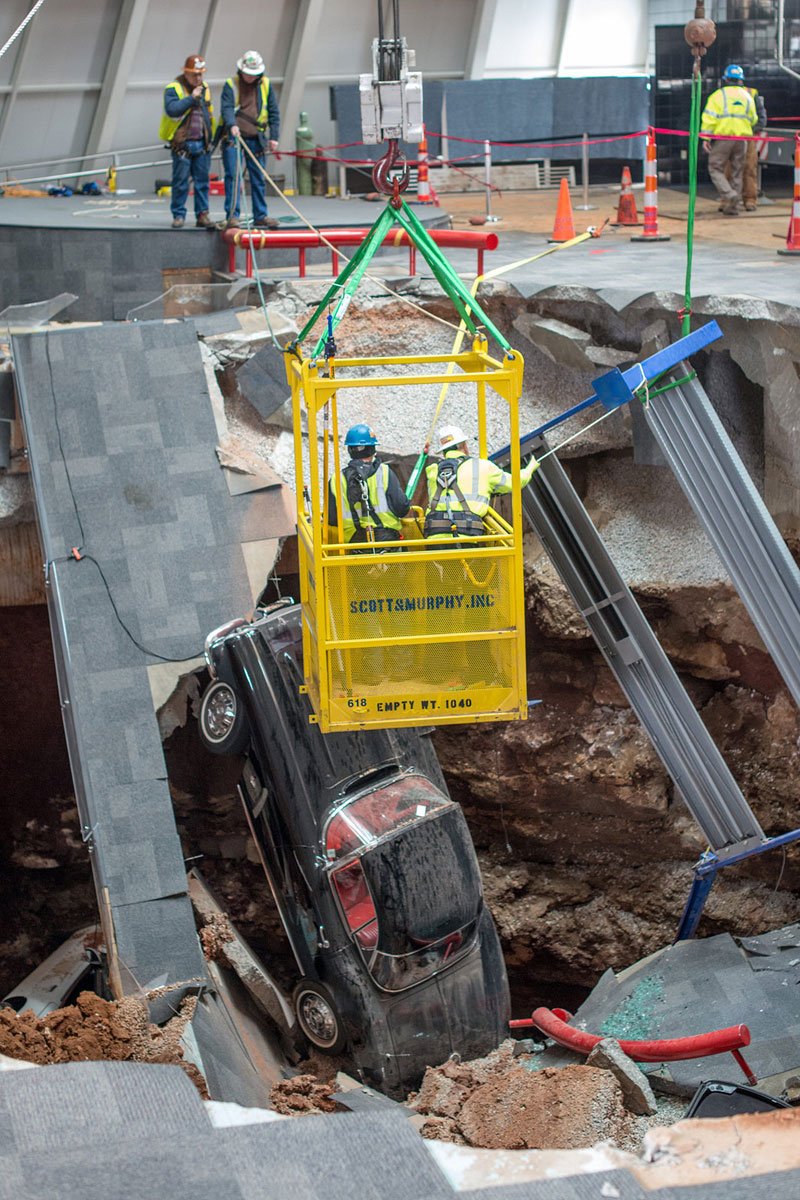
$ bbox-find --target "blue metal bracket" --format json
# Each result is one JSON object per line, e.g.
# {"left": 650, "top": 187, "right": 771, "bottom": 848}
{"left": 675, "top": 825, "right": 800, "bottom": 940}
{"left": 493, "top": 320, "right": 723, "bottom": 463}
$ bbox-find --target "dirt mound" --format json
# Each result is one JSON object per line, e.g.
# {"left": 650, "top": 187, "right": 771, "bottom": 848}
{"left": 411, "top": 1041, "right": 634, "bottom": 1150}
{"left": 271, "top": 1073, "right": 340, "bottom": 1115}
{"left": 0, "top": 991, "right": 208, "bottom": 1096}
{"left": 199, "top": 911, "right": 235, "bottom": 962}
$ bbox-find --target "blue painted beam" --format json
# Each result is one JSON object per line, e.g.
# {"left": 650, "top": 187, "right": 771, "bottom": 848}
{"left": 492, "top": 319, "right": 724, "bottom": 463}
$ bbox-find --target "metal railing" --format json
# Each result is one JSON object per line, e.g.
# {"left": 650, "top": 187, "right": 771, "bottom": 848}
{"left": 0, "top": 143, "right": 166, "bottom": 187}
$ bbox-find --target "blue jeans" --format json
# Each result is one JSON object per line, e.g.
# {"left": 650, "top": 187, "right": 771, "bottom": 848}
{"left": 171, "top": 140, "right": 210, "bottom": 219}
{"left": 222, "top": 136, "right": 268, "bottom": 221}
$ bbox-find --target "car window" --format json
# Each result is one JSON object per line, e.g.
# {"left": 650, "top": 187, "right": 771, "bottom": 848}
{"left": 324, "top": 775, "right": 450, "bottom": 861}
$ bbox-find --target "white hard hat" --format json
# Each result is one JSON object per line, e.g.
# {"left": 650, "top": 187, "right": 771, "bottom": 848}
{"left": 438, "top": 425, "right": 468, "bottom": 452}
{"left": 237, "top": 50, "right": 265, "bottom": 75}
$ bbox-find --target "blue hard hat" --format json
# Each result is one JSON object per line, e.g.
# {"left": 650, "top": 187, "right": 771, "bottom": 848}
{"left": 344, "top": 423, "right": 377, "bottom": 448}
{"left": 723, "top": 64, "right": 745, "bottom": 82}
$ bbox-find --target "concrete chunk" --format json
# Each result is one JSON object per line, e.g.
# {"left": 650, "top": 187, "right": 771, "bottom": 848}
{"left": 586, "top": 1038, "right": 657, "bottom": 1115}
{"left": 513, "top": 312, "right": 594, "bottom": 372}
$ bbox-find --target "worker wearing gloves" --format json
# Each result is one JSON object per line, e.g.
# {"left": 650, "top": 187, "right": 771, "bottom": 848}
{"left": 220, "top": 50, "right": 281, "bottom": 230}
{"left": 328, "top": 424, "right": 410, "bottom": 546}
{"left": 161, "top": 54, "right": 216, "bottom": 230}
{"left": 423, "top": 425, "right": 539, "bottom": 539}
{"left": 701, "top": 64, "right": 758, "bottom": 216}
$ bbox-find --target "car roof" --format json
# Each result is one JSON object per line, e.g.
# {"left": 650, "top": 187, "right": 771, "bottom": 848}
{"left": 251, "top": 605, "right": 448, "bottom": 805}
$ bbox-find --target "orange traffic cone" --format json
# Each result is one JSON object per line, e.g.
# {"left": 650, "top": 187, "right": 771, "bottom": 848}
{"left": 778, "top": 132, "right": 800, "bottom": 256}
{"left": 417, "top": 127, "right": 431, "bottom": 203}
{"left": 631, "top": 129, "right": 670, "bottom": 243}
{"left": 613, "top": 165, "right": 640, "bottom": 225}
{"left": 548, "top": 178, "right": 575, "bottom": 242}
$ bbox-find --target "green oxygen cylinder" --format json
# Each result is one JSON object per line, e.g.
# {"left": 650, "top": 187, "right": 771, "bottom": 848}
{"left": 296, "top": 110, "right": 314, "bottom": 196}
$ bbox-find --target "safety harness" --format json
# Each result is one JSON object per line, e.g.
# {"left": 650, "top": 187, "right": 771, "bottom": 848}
{"left": 344, "top": 460, "right": 382, "bottom": 540}
{"left": 424, "top": 456, "right": 485, "bottom": 538}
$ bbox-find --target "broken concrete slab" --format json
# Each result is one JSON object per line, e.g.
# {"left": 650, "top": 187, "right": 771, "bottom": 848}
{"left": 235, "top": 342, "right": 291, "bottom": 423}
{"left": 586, "top": 1039, "right": 657, "bottom": 1116}
{"left": 216, "top": 433, "right": 284, "bottom": 494}
{"left": 513, "top": 312, "right": 594, "bottom": 372}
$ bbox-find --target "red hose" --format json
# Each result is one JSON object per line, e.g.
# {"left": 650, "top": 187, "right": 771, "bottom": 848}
{"left": 510, "top": 1007, "right": 756, "bottom": 1084}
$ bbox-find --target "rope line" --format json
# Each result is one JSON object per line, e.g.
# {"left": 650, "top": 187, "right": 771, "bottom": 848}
{"left": 0, "top": 0, "right": 48, "bottom": 62}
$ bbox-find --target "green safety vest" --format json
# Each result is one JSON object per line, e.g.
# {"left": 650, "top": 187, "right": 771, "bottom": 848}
{"left": 701, "top": 86, "right": 757, "bottom": 139}
{"left": 226, "top": 76, "right": 271, "bottom": 130}
{"left": 425, "top": 453, "right": 515, "bottom": 519}
{"left": 159, "top": 80, "right": 215, "bottom": 142}
{"left": 338, "top": 463, "right": 402, "bottom": 542}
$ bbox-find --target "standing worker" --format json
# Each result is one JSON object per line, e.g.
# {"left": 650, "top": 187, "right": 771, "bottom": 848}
{"left": 328, "top": 425, "right": 409, "bottom": 545}
{"left": 742, "top": 85, "right": 767, "bottom": 211}
{"left": 701, "top": 64, "right": 757, "bottom": 217}
{"left": 220, "top": 51, "right": 281, "bottom": 229}
{"left": 161, "top": 54, "right": 216, "bottom": 230}
{"left": 423, "top": 426, "right": 539, "bottom": 539}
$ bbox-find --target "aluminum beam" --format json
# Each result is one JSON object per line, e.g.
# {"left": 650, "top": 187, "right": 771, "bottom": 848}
{"left": 644, "top": 367, "right": 800, "bottom": 713}
{"left": 465, "top": 0, "right": 499, "bottom": 80}
{"left": 83, "top": 0, "right": 150, "bottom": 159}
{"left": 278, "top": 0, "right": 325, "bottom": 153}
{"left": 0, "top": 17, "right": 34, "bottom": 159}
{"left": 513, "top": 436, "right": 764, "bottom": 856}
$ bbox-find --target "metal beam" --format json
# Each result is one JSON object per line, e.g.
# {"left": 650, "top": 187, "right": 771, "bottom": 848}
{"left": 554, "top": 0, "right": 573, "bottom": 76}
{"left": 199, "top": 0, "right": 220, "bottom": 58}
{"left": 465, "top": 0, "right": 498, "bottom": 80}
{"left": 83, "top": 0, "right": 150, "bottom": 159}
{"left": 0, "top": 17, "right": 35, "bottom": 159}
{"left": 278, "top": 0, "right": 325, "bottom": 152}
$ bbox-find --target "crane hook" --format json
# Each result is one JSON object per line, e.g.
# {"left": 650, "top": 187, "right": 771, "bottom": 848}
{"left": 372, "top": 138, "right": 410, "bottom": 206}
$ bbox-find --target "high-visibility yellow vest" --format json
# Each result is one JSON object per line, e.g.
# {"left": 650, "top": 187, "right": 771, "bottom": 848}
{"left": 338, "top": 463, "right": 402, "bottom": 542}
{"left": 159, "top": 80, "right": 214, "bottom": 142}
{"left": 225, "top": 76, "right": 270, "bottom": 129}
{"left": 701, "top": 86, "right": 757, "bottom": 138}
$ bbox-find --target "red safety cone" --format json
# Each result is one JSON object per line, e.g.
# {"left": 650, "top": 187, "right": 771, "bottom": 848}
{"left": 778, "top": 133, "right": 800, "bottom": 256}
{"left": 631, "top": 129, "right": 670, "bottom": 243}
{"left": 548, "top": 178, "right": 576, "bottom": 242}
{"left": 613, "top": 165, "right": 640, "bottom": 226}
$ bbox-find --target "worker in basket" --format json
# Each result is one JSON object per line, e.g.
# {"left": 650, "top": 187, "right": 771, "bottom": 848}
{"left": 328, "top": 424, "right": 410, "bottom": 546}
{"left": 423, "top": 425, "right": 539, "bottom": 540}
{"left": 423, "top": 426, "right": 538, "bottom": 691}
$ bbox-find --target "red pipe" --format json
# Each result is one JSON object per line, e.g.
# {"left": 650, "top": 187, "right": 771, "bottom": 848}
{"left": 510, "top": 1007, "right": 756, "bottom": 1085}
{"left": 222, "top": 226, "right": 498, "bottom": 279}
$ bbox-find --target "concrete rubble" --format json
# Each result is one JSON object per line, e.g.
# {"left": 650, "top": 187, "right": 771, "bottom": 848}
{"left": 407, "top": 1039, "right": 681, "bottom": 1153}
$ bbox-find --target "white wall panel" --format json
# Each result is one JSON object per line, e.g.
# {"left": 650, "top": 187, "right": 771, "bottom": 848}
{"left": 14, "top": 0, "right": 120, "bottom": 85}
{"left": 0, "top": 92, "right": 98, "bottom": 164}
{"left": 560, "top": 0, "right": 649, "bottom": 74}
{"left": 484, "top": 0, "right": 564, "bottom": 76}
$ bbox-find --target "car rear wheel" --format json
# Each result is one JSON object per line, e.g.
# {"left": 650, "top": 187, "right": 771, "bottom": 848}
{"left": 293, "top": 980, "right": 346, "bottom": 1053}
{"left": 198, "top": 680, "right": 249, "bottom": 756}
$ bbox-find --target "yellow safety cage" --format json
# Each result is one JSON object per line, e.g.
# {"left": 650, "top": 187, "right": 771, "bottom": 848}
{"left": 286, "top": 334, "right": 529, "bottom": 733}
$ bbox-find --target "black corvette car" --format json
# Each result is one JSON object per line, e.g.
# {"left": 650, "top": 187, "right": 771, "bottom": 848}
{"left": 198, "top": 600, "right": 510, "bottom": 1097}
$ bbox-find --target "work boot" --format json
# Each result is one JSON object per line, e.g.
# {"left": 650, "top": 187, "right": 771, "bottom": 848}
{"left": 195, "top": 211, "right": 215, "bottom": 229}
{"left": 225, "top": 215, "right": 240, "bottom": 229}
{"left": 171, "top": 217, "right": 185, "bottom": 229}
{"left": 745, "top": 203, "right": 757, "bottom": 212}
{"left": 722, "top": 200, "right": 739, "bottom": 216}
{"left": 254, "top": 217, "right": 280, "bottom": 229}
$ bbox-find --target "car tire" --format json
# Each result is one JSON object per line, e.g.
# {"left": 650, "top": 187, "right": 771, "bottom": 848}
{"left": 293, "top": 980, "right": 346, "bottom": 1054}
{"left": 198, "top": 680, "right": 249, "bottom": 756}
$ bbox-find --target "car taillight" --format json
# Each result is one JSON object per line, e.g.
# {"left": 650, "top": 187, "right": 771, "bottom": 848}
{"left": 331, "top": 860, "right": 378, "bottom": 949}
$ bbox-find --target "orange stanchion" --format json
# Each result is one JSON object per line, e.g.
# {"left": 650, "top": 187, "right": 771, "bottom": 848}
{"left": 613, "top": 165, "right": 640, "bottom": 226}
{"left": 548, "top": 178, "right": 576, "bottom": 242}
{"left": 631, "top": 129, "right": 670, "bottom": 243}
{"left": 778, "top": 132, "right": 800, "bottom": 257}
{"left": 417, "top": 126, "right": 431, "bottom": 203}
{"left": 415, "top": 126, "right": 439, "bottom": 207}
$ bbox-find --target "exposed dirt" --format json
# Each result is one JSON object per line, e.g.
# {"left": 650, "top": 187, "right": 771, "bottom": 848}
{"left": 271, "top": 1073, "right": 341, "bottom": 1115}
{"left": 199, "top": 911, "right": 235, "bottom": 963}
{"left": 0, "top": 991, "right": 208, "bottom": 1096}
